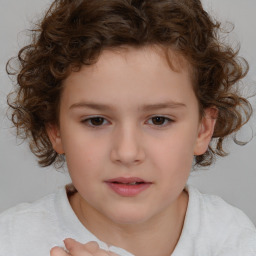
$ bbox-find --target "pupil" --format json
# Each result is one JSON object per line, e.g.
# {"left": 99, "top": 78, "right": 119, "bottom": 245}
{"left": 152, "top": 117, "right": 165, "bottom": 125}
{"left": 91, "top": 117, "right": 104, "bottom": 126}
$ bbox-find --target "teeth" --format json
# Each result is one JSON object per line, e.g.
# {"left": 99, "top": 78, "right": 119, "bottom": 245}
{"left": 129, "top": 182, "right": 137, "bottom": 185}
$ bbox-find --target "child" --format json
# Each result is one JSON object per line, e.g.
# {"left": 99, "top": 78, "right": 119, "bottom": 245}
{"left": 1, "top": 0, "right": 256, "bottom": 255}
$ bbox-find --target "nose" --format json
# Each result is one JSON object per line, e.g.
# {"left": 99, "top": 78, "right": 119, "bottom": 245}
{"left": 110, "top": 125, "right": 145, "bottom": 166}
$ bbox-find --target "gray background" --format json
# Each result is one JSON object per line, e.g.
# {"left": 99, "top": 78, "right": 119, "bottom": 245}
{"left": 0, "top": 0, "right": 256, "bottom": 224}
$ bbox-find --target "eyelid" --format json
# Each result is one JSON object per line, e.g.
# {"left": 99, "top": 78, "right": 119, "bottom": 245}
{"left": 80, "top": 115, "right": 175, "bottom": 128}
{"left": 146, "top": 115, "right": 174, "bottom": 127}
{"left": 81, "top": 116, "right": 110, "bottom": 128}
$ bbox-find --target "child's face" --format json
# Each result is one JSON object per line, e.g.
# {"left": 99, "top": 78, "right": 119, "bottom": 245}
{"left": 48, "top": 46, "right": 214, "bottom": 225}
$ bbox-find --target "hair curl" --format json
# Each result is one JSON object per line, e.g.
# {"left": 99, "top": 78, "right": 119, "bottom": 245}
{"left": 7, "top": 0, "right": 252, "bottom": 168}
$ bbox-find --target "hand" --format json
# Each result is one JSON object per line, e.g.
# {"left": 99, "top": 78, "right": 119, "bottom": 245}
{"left": 50, "top": 238, "right": 119, "bottom": 256}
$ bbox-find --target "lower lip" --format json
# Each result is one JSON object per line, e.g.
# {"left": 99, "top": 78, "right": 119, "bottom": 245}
{"left": 105, "top": 182, "right": 152, "bottom": 197}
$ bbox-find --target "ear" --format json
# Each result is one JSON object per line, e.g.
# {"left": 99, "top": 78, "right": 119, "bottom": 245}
{"left": 46, "top": 124, "right": 64, "bottom": 154}
{"left": 194, "top": 107, "right": 218, "bottom": 156}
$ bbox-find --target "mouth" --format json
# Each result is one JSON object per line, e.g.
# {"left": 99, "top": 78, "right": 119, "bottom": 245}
{"left": 112, "top": 181, "right": 145, "bottom": 185}
{"left": 104, "top": 177, "right": 152, "bottom": 197}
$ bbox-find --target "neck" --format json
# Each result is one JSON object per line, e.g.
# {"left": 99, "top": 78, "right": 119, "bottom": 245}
{"left": 69, "top": 191, "right": 188, "bottom": 256}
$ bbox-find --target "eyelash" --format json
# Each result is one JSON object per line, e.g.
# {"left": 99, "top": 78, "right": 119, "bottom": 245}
{"left": 147, "top": 116, "right": 174, "bottom": 127}
{"left": 81, "top": 116, "right": 174, "bottom": 128}
{"left": 81, "top": 117, "right": 109, "bottom": 127}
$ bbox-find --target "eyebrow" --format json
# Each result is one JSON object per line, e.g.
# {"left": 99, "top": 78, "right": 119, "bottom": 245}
{"left": 70, "top": 102, "right": 110, "bottom": 111}
{"left": 140, "top": 102, "right": 187, "bottom": 111}
{"left": 69, "top": 101, "right": 187, "bottom": 111}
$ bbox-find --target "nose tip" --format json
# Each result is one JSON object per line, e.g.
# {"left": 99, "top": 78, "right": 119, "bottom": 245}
{"left": 110, "top": 129, "right": 145, "bottom": 166}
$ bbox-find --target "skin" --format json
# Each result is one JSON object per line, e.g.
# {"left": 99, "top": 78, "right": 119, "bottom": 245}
{"left": 50, "top": 239, "right": 119, "bottom": 256}
{"left": 48, "top": 45, "right": 216, "bottom": 256}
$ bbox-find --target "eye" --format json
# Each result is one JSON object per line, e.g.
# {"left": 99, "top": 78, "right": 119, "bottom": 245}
{"left": 147, "top": 116, "right": 173, "bottom": 126}
{"left": 81, "top": 117, "right": 109, "bottom": 127}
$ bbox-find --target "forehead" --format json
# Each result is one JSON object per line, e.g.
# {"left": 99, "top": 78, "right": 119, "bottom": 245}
{"left": 61, "top": 45, "right": 197, "bottom": 112}
{"left": 66, "top": 45, "right": 193, "bottom": 88}
{"left": 93, "top": 45, "right": 191, "bottom": 75}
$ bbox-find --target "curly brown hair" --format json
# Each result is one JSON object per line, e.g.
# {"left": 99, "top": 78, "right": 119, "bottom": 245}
{"left": 7, "top": 0, "right": 252, "bottom": 168}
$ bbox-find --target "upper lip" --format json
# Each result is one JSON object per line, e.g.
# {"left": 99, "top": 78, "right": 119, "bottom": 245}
{"left": 105, "top": 177, "right": 152, "bottom": 184}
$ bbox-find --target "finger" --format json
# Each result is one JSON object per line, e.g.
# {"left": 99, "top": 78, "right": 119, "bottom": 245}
{"left": 64, "top": 238, "right": 84, "bottom": 252}
{"left": 94, "top": 250, "right": 120, "bottom": 256}
{"left": 50, "top": 246, "right": 70, "bottom": 256}
{"left": 108, "top": 252, "right": 120, "bottom": 256}
{"left": 83, "top": 242, "right": 120, "bottom": 256}
{"left": 94, "top": 251, "right": 110, "bottom": 256}
{"left": 83, "top": 241, "right": 100, "bottom": 253}
{"left": 64, "top": 238, "right": 119, "bottom": 256}
{"left": 64, "top": 238, "right": 94, "bottom": 256}
{"left": 83, "top": 241, "right": 119, "bottom": 256}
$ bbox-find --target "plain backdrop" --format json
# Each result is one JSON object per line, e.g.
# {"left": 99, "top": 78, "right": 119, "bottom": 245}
{"left": 0, "top": 0, "right": 256, "bottom": 224}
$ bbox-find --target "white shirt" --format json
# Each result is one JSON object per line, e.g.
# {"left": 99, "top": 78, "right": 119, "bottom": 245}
{"left": 0, "top": 185, "right": 255, "bottom": 256}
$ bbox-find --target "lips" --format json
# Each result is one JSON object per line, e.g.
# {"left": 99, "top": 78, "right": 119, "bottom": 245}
{"left": 105, "top": 177, "right": 152, "bottom": 197}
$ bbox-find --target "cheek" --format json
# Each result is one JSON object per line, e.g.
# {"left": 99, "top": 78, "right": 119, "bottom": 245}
{"left": 151, "top": 138, "right": 193, "bottom": 199}
{"left": 148, "top": 129, "right": 196, "bottom": 183}
{"left": 151, "top": 132, "right": 195, "bottom": 165}
{"left": 64, "top": 141, "right": 107, "bottom": 197}
{"left": 61, "top": 133, "right": 109, "bottom": 178}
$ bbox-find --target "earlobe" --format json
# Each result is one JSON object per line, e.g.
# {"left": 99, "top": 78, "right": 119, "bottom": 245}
{"left": 194, "top": 107, "right": 218, "bottom": 156}
{"left": 46, "top": 124, "right": 64, "bottom": 154}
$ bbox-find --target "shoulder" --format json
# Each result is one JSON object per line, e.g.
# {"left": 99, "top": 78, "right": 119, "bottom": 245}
{"left": 181, "top": 185, "right": 256, "bottom": 255}
{"left": 0, "top": 191, "right": 58, "bottom": 234}
{"left": 187, "top": 185, "right": 255, "bottom": 230}
{"left": 0, "top": 190, "right": 58, "bottom": 224}
{"left": 0, "top": 188, "right": 67, "bottom": 255}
